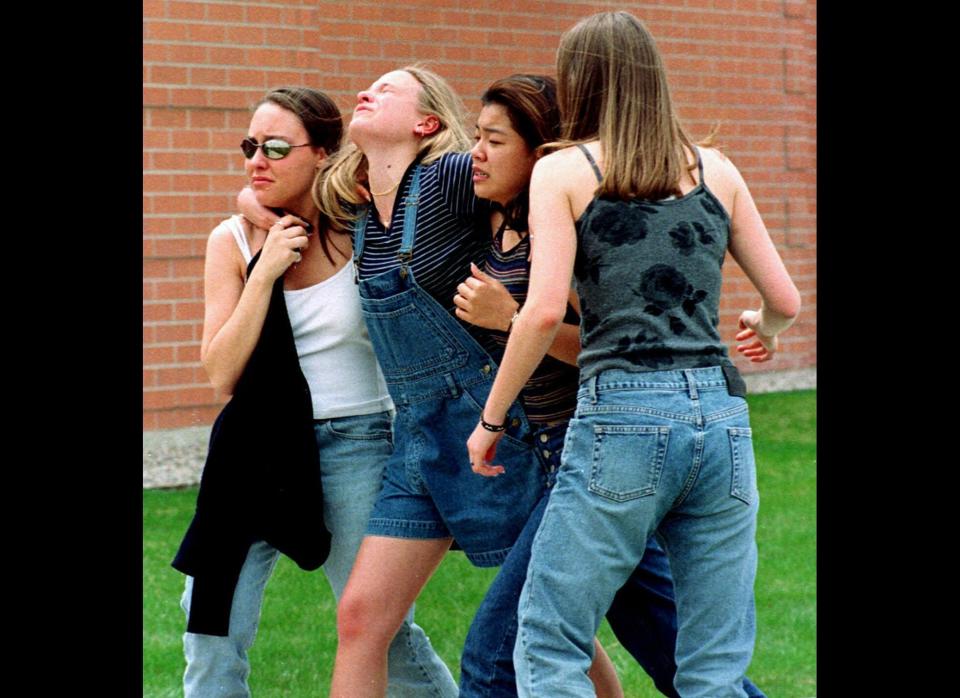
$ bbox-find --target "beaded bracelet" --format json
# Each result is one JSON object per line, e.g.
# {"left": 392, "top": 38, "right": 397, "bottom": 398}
{"left": 480, "top": 416, "right": 506, "bottom": 432}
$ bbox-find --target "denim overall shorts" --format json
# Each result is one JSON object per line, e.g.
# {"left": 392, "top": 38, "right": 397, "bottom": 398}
{"left": 354, "top": 165, "right": 548, "bottom": 566}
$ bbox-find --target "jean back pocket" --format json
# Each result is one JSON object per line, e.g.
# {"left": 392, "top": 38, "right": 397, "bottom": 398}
{"left": 727, "top": 426, "right": 756, "bottom": 505}
{"left": 588, "top": 425, "right": 670, "bottom": 502}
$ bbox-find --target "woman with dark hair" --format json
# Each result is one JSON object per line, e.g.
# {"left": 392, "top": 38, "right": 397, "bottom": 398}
{"left": 468, "top": 12, "right": 801, "bottom": 697}
{"left": 172, "top": 86, "right": 456, "bottom": 698}
{"left": 455, "top": 73, "right": 621, "bottom": 698}
{"left": 457, "top": 74, "right": 764, "bottom": 698}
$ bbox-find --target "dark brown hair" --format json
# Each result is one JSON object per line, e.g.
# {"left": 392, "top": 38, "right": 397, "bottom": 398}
{"left": 257, "top": 87, "right": 344, "bottom": 262}
{"left": 258, "top": 86, "right": 342, "bottom": 156}
{"left": 480, "top": 74, "right": 560, "bottom": 232}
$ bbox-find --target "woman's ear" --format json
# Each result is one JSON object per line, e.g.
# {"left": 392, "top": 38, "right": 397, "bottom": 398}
{"left": 415, "top": 115, "right": 440, "bottom": 137}
{"left": 314, "top": 147, "right": 327, "bottom": 168}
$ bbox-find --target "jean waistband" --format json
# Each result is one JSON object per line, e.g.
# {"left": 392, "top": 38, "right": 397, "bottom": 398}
{"left": 578, "top": 366, "right": 736, "bottom": 401}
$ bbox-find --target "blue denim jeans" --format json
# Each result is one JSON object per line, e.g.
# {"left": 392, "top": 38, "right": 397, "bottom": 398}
{"left": 181, "top": 411, "right": 457, "bottom": 698}
{"left": 461, "top": 417, "right": 765, "bottom": 698}
{"left": 514, "top": 368, "right": 760, "bottom": 698}
{"left": 606, "top": 545, "right": 765, "bottom": 698}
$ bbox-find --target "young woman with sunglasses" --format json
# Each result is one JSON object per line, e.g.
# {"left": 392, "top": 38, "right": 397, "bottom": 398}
{"left": 468, "top": 12, "right": 801, "bottom": 697}
{"left": 455, "top": 74, "right": 766, "bottom": 698}
{"left": 172, "top": 86, "right": 457, "bottom": 698}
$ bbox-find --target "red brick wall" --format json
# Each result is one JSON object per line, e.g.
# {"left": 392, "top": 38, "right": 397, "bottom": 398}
{"left": 143, "top": 0, "right": 816, "bottom": 431}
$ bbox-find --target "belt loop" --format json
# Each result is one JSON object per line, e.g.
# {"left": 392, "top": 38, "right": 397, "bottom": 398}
{"left": 587, "top": 375, "right": 598, "bottom": 404}
{"left": 683, "top": 369, "right": 698, "bottom": 400}
{"left": 444, "top": 373, "right": 459, "bottom": 398}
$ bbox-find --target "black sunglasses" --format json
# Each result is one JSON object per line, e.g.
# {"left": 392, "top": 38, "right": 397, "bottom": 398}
{"left": 241, "top": 137, "right": 311, "bottom": 160}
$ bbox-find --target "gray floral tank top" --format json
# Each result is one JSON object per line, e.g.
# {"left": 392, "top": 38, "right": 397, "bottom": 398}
{"left": 572, "top": 145, "right": 734, "bottom": 380}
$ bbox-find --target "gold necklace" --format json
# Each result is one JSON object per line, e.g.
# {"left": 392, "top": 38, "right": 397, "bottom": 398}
{"left": 369, "top": 175, "right": 400, "bottom": 197}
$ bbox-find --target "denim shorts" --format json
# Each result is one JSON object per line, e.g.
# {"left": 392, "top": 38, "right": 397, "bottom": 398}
{"left": 364, "top": 366, "right": 548, "bottom": 567}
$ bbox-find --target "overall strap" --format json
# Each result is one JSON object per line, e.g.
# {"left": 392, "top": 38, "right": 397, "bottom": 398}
{"left": 352, "top": 163, "right": 423, "bottom": 283}
{"left": 397, "top": 164, "right": 422, "bottom": 276}
{"left": 576, "top": 143, "right": 603, "bottom": 184}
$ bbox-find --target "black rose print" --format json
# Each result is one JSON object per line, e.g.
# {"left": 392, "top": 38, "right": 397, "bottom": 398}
{"left": 588, "top": 200, "right": 656, "bottom": 246}
{"left": 668, "top": 221, "right": 716, "bottom": 255}
{"left": 574, "top": 251, "right": 609, "bottom": 285}
{"left": 634, "top": 264, "right": 708, "bottom": 322}
{"left": 699, "top": 195, "right": 725, "bottom": 217}
{"left": 682, "top": 290, "right": 708, "bottom": 316}
{"left": 634, "top": 264, "right": 687, "bottom": 311}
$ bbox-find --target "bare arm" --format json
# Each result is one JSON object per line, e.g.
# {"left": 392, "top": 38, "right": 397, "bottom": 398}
{"left": 201, "top": 217, "right": 311, "bottom": 395}
{"left": 722, "top": 158, "right": 801, "bottom": 361}
{"left": 453, "top": 263, "right": 581, "bottom": 366}
{"left": 466, "top": 153, "right": 577, "bottom": 474}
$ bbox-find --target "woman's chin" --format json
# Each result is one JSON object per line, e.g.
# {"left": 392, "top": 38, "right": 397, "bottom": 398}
{"left": 473, "top": 182, "right": 492, "bottom": 200}
{"left": 254, "top": 192, "right": 284, "bottom": 210}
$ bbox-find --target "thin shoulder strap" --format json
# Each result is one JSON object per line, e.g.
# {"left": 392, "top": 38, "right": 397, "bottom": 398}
{"left": 576, "top": 143, "right": 603, "bottom": 184}
{"left": 693, "top": 145, "right": 705, "bottom": 185}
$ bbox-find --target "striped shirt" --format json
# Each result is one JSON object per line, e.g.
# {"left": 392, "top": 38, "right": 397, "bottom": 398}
{"left": 479, "top": 227, "right": 580, "bottom": 429}
{"left": 355, "top": 152, "right": 490, "bottom": 316}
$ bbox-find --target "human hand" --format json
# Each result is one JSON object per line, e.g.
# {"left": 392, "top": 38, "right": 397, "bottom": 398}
{"left": 356, "top": 182, "right": 372, "bottom": 202}
{"left": 454, "top": 263, "right": 520, "bottom": 331}
{"left": 735, "top": 309, "right": 778, "bottom": 362}
{"left": 237, "top": 186, "right": 281, "bottom": 230}
{"left": 467, "top": 420, "right": 507, "bottom": 477}
{"left": 252, "top": 215, "right": 312, "bottom": 282}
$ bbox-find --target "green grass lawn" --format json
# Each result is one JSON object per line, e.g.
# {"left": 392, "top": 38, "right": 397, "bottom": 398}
{"left": 144, "top": 389, "right": 815, "bottom": 697}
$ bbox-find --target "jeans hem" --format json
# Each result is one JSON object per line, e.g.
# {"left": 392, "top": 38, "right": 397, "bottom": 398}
{"left": 366, "top": 517, "right": 451, "bottom": 540}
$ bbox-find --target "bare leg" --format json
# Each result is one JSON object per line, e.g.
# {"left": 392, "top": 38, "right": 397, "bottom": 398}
{"left": 589, "top": 638, "right": 625, "bottom": 698}
{"left": 331, "top": 535, "right": 453, "bottom": 698}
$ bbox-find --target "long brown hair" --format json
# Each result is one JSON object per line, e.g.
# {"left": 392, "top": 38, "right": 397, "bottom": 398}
{"left": 257, "top": 87, "right": 344, "bottom": 263}
{"left": 480, "top": 74, "right": 559, "bottom": 232}
{"left": 555, "top": 11, "right": 697, "bottom": 200}
{"left": 316, "top": 65, "right": 471, "bottom": 235}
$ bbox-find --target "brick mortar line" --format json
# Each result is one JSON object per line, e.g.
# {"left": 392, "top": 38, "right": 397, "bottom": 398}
{"left": 145, "top": 11, "right": 806, "bottom": 26}
{"left": 144, "top": 38, "right": 815, "bottom": 54}
{"left": 144, "top": 87, "right": 811, "bottom": 102}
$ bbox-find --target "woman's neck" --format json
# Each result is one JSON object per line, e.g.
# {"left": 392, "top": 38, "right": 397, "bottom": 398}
{"left": 363, "top": 141, "right": 420, "bottom": 228}
{"left": 364, "top": 141, "right": 419, "bottom": 195}
{"left": 279, "top": 195, "right": 320, "bottom": 230}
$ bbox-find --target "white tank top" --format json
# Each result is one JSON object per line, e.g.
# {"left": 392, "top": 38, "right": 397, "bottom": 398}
{"left": 224, "top": 216, "right": 393, "bottom": 419}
